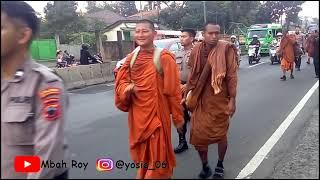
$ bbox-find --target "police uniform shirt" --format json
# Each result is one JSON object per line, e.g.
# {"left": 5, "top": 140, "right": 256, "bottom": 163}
{"left": 1, "top": 58, "right": 69, "bottom": 179}
{"left": 175, "top": 46, "right": 193, "bottom": 83}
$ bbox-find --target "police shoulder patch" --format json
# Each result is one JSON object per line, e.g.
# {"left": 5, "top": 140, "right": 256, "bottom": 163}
{"left": 39, "top": 88, "right": 62, "bottom": 121}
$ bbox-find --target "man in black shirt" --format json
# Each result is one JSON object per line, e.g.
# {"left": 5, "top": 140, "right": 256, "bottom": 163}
{"left": 80, "top": 44, "right": 97, "bottom": 65}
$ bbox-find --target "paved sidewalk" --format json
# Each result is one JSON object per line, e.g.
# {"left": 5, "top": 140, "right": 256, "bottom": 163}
{"left": 271, "top": 107, "right": 319, "bottom": 179}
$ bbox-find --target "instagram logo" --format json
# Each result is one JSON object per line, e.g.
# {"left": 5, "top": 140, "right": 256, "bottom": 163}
{"left": 96, "top": 158, "right": 114, "bottom": 172}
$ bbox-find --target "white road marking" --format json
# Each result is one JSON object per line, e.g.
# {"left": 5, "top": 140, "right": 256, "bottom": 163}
{"left": 248, "top": 62, "right": 266, "bottom": 68}
{"left": 236, "top": 80, "right": 319, "bottom": 179}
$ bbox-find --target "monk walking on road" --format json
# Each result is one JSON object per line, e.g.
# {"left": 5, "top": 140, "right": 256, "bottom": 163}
{"left": 184, "top": 22, "right": 238, "bottom": 179}
{"left": 278, "top": 30, "right": 296, "bottom": 81}
{"left": 115, "top": 19, "right": 184, "bottom": 179}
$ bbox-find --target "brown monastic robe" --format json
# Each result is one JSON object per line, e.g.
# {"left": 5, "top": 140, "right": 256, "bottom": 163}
{"left": 186, "top": 40, "right": 238, "bottom": 150}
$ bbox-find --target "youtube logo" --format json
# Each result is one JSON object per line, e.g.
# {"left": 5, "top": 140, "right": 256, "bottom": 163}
{"left": 14, "top": 156, "right": 40, "bottom": 172}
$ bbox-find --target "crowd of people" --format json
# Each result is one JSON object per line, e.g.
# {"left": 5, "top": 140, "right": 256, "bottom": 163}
{"left": 115, "top": 19, "right": 238, "bottom": 179}
{"left": 278, "top": 29, "right": 319, "bottom": 80}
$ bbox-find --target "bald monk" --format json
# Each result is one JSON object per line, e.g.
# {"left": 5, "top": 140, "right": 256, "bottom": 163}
{"left": 115, "top": 19, "right": 184, "bottom": 179}
{"left": 183, "top": 22, "right": 238, "bottom": 179}
{"left": 278, "top": 30, "right": 296, "bottom": 81}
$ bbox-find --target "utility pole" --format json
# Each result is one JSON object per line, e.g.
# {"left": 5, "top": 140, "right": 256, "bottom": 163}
{"left": 203, "top": 1, "right": 207, "bottom": 24}
{"left": 140, "top": 1, "right": 142, "bottom": 19}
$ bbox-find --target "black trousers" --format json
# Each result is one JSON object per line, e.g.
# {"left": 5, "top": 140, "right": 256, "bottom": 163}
{"left": 295, "top": 55, "right": 302, "bottom": 69}
{"left": 178, "top": 81, "right": 190, "bottom": 137}
{"left": 314, "top": 56, "right": 319, "bottom": 76}
{"left": 179, "top": 103, "right": 190, "bottom": 136}
{"left": 54, "top": 170, "right": 68, "bottom": 179}
{"left": 255, "top": 47, "right": 259, "bottom": 57}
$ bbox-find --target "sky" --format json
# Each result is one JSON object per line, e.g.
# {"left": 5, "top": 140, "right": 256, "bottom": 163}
{"left": 25, "top": 1, "right": 319, "bottom": 19}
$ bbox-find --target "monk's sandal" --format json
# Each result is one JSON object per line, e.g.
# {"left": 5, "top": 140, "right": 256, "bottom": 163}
{"left": 290, "top": 74, "right": 294, "bottom": 79}
{"left": 174, "top": 141, "right": 188, "bottom": 154}
{"left": 212, "top": 166, "right": 224, "bottom": 179}
{"left": 199, "top": 166, "right": 212, "bottom": 179}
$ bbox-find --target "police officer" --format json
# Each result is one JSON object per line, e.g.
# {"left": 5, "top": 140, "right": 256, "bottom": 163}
{"left": 1, "top": 1, "right": 69, "bottom": 179}
{"left": 173, "top": 28, "right": 196, "bottom": 153}
{"left": 230, "top": 35, "right": 241, "bottom": 67}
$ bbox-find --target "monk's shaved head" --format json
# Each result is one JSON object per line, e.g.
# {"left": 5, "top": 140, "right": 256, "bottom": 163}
{"left": 203, "top": 22, "right": 220, "bottom": 32}
{"left": 202, "top": 22, "right": 220, "bottom": 46}
{"left": 134, "top": 19, "right": 157, "bottom": 49}
{"left": 136, "top": 19, "right": 155, "bottom": 31}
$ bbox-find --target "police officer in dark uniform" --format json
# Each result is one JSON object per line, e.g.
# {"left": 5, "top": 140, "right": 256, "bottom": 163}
{"left": 1, "top": 2, "right": 69, "bottom": 178}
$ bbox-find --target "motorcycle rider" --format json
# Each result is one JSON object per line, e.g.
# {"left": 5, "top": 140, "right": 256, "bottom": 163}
{"left": 56, "top": 50, "right": 67, "bottom": 68}
{"left": 80, "top": 43, "right": 97, "bottom": 65}
{"left": 249, "top": 35, "right": 261, "bottom": 58}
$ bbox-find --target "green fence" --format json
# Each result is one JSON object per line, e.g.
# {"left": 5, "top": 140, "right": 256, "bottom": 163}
{"left": 30, "top": 39, "right": 57, "bottom": 61}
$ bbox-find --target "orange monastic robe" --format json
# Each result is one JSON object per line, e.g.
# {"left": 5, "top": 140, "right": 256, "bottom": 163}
{"left": 115, "top": 48, "right": 184, "bottom": 179}
{"left": 280, "top": 34, "right": 296, "bottom": 71}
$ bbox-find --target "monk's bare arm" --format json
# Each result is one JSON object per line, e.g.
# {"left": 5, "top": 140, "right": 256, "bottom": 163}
{"left": 226, "top": 46, "right": 238, "bottom": 100}
{"left": 115, "top": 60, "right": 131, "bottom": 111}
{"left": 161, "top": 52, "right": 184, "bottom": 126}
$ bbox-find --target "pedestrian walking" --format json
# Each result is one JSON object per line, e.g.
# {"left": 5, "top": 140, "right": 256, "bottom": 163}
{"left": 294, "top": 27, "right": 304, "bottom": 71}
{"left": 1, "top": 1, "right": 69, "bottom": 179}
{"left": 184, "top": 22, "right": 238, "bottom": 178}
{"left": 173, "top": 28, "right": 196, "bottom": 154}
{"left": 230, "top": 35, "right": 241, "bottom": 67}
{"left": 115, "top": 19, "right": 184, "bottom": 179}
{"left": 305, "top": 30, "right": 317, "bottom": 65}
{"left": 278, "top": 30, "right": 296, "bottom": 81}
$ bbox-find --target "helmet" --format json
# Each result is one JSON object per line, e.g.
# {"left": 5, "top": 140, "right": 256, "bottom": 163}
{"left": 81, "top": 43, "right": 89, "bottom": 50}
{"left": 253, "top": 35, "right": 258, "bottom": 38}
{"left": 231, "top": 35, "right": 236, "bottom": 39}
{"left": 276, "top": 32, "right": 283, "bottom": 36}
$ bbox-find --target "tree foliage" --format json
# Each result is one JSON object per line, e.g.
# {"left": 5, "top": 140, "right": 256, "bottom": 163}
{"left": 117, "top": 1, "right": 138, "bottom": 17}
{"left": 159, "top": 1, "right": 305, "bottom": 32}
{"left": 43, "top": 1, "right": 86, "bottom": 35}
{"left": 41, "top": 0, "right": 307, "bottom": 40}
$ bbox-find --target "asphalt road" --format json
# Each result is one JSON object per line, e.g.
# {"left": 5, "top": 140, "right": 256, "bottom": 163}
{"left": 64, "top": 55, "right": 319, "bottom": 179}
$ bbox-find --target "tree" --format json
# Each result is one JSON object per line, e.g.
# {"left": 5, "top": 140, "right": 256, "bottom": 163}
{"left": 159, "top": 1, "right": 188, "bottom": 29}
{"left": 117, "top": 1, "right": 138, "bottom": 17}
{"left": 255, "top": 2, "right": 274, "bottom": 23}
{"left": 255, "top": 1, "right": 304, "bottom": 26}
{"left": 86, "top": 1, "right": 104, "bottom": 13}
{"left": 282, "top": 1, "right": 304, "bottom": 27}
{"left": 44, "top": 1, "right": 86, "bottom": 35}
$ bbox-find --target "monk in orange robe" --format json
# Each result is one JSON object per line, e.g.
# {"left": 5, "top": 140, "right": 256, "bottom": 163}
{"left": 278, "top": 30, "right": 296, "bottom": 81}
{"left": 184, "top": 23, "right": 238, "bottom": 179}
{"left": 115, "top": 19, "right": 184, "bottom": 179}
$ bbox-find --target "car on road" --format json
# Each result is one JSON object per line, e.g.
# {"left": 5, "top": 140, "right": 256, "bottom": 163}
{"left": 113, "top": 38, "right": 182, "bottom": 78}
